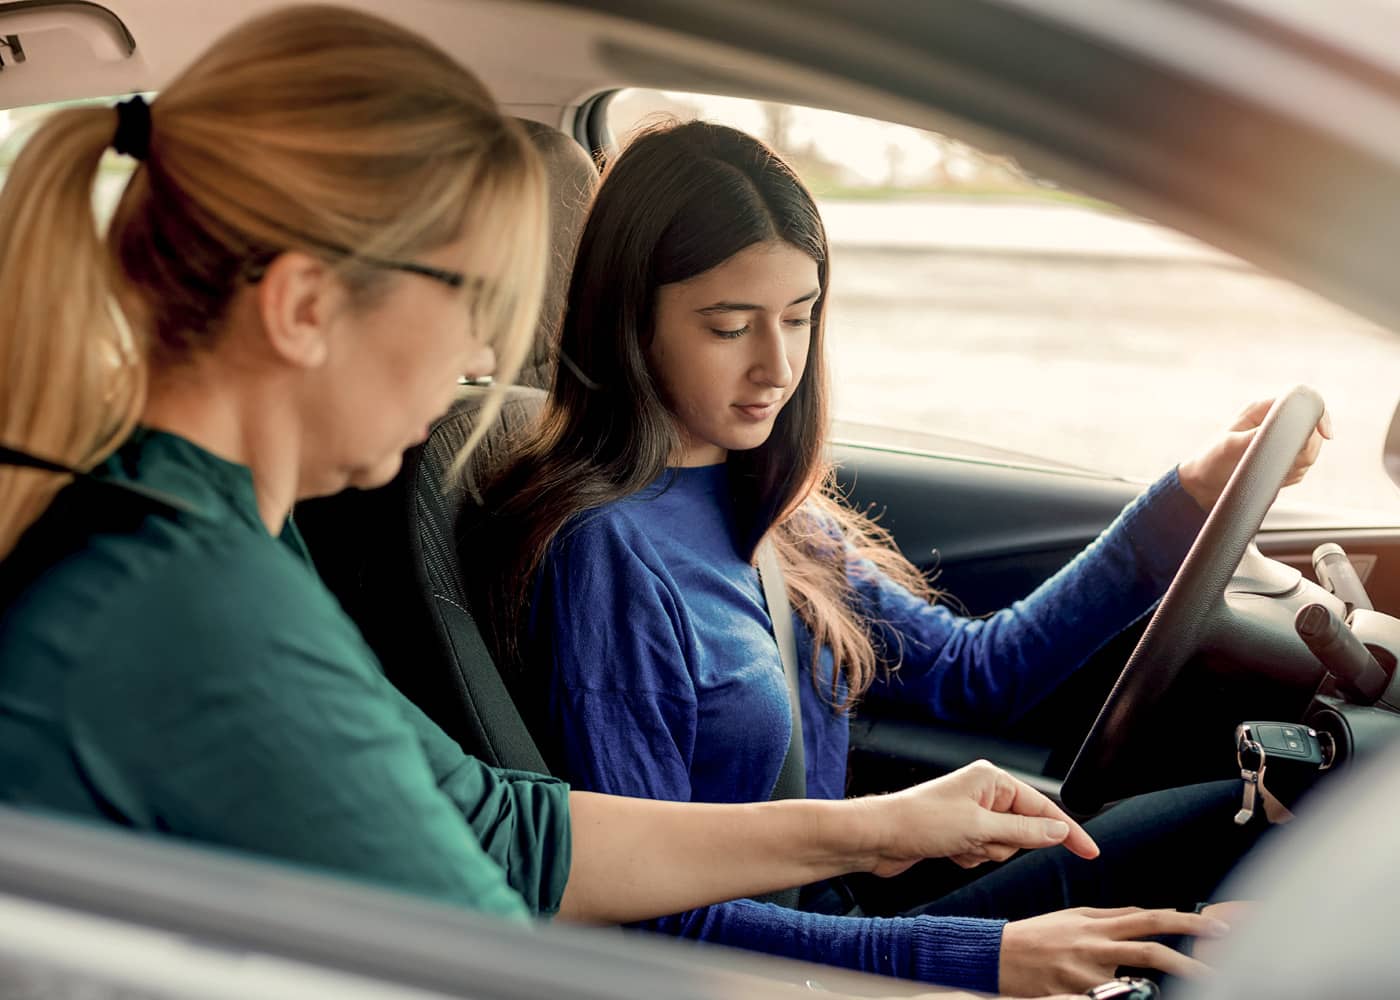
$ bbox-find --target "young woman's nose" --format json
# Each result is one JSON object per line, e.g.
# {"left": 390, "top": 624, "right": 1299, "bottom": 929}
{"left": 749, "top": 322, "right": 792, "bottom": 388}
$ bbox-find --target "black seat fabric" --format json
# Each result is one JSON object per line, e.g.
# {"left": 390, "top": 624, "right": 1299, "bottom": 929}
{"left": 297, "top": 119, "right": 597, "bottom": 771}
{"left": 298, "top": 386, "right": 546, "bottom": 770}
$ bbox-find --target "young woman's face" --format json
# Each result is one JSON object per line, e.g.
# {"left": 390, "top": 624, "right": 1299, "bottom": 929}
{"left": 649, "top": 239, "right": 819, "bottom": 466}
{"left": 306, "top": 229, "right": 499, "bottom": 495}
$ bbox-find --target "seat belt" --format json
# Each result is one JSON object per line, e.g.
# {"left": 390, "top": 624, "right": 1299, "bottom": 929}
{"left": 0, "top": 443, "right": 194, "bottom": 825}
{"left": 754, "top": 538, "right": 806, "bottom": 909}
{"left": 0, "top": 444, "right": 196, "bottom": 517}
{"left": 0, "top": 443, "right": 197, "bottom": 607}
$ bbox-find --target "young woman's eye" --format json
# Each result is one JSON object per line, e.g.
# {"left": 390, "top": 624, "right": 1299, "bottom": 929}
{"left": 711, "top": 325, "right": 749, "bottom": 340}
{"left": 785, "top": 317, "right": 812, "bottom": 329}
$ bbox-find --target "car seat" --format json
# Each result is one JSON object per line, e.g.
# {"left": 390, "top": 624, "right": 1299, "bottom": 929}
{"left": 295, "top": 119, "right": 597, "bottom": 772}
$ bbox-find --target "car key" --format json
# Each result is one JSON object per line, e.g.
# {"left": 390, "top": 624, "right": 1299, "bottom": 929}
{"left": 1085, "top": 976, "right": 1159, "bottom": 999}
{"left": 1234, "top": 721, "right": 1329, "bottom": 824}
{"left": 1234, "top": 737, "right": 1262, "bottom": 826}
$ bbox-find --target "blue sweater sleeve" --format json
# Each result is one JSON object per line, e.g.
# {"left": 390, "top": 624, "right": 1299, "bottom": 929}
{"left": 538, "top": 516, "right": 1006, "bottom": 992}
{"left": 862, "top": 468, "right": 1207, "bottom": 724}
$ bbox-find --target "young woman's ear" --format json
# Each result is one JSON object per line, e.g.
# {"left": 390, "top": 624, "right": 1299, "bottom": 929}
{"left": 254, "top": 251, "right": 343, "bottom": 369}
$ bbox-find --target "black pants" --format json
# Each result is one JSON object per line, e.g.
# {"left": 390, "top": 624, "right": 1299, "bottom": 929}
{"left": 814, "top": 780, "right": 1269, "bottom": 921}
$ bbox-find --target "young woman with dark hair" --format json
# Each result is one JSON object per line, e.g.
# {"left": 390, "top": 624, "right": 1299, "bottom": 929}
{"left": 478, "top": 120, "right": 1330, "bottom": 995}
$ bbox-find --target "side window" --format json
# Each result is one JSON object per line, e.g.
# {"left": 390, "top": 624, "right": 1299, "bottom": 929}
{"left": 606, "top": 91, "right": 1400, "bottom": 521}
{"left": 1, "top": 98, "right": 140, "bottom": 221}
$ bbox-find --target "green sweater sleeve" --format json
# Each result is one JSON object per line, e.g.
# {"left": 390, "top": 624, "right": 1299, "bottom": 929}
{"left": 61, "top": 542, "right": 570, "bottom": 918}
{"left": 391, "top": 682, "right": 572, "bottom": 916}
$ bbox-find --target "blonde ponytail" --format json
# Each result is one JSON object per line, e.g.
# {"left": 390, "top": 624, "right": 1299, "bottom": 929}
{"left": 0, "top": 107, "right": 144, "bottom": 559}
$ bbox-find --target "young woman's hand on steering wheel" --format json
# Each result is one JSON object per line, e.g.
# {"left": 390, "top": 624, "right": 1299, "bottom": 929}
{"left": 1177, "top": 396, "right": 1332, "bottom": 512}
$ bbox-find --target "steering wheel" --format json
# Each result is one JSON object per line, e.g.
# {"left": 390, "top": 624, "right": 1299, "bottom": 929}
{"left": 1060, "top": 385, "right": 1326, "bottom": 815}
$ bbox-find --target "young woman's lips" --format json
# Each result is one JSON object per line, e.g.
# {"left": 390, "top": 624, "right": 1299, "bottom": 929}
{"left": 734, "top": 401, "right": 779, "bottom": 421}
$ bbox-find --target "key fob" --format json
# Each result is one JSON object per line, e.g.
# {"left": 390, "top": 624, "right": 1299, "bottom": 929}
{"left": 1085, "top": 977, "right": 1160, "bottom": 999}
{"left": 1239, "top": 721, "right": 1325, "bottom": 768}
{"left": 1234, "top": 721, "right": 1329, "bottom": 824}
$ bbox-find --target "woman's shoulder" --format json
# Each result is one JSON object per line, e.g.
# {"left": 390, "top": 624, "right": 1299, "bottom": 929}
{"left": 553, "top": 495, "right": 662, "bottom": 563}
{"left": 5, "top": 509, "right": 373, "bottom": 688}
{"left": 538, "top": 497, "right": 689, "bottom": 614}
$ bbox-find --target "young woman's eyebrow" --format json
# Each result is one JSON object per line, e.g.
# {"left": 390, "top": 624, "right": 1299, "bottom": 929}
{"left": 695, "top": 289, "right": 820, "bottom": 315}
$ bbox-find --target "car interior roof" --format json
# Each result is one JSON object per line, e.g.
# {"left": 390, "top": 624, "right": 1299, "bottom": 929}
{"left": 1, "top": 0, "right": 853, "bottom": 121}
{"left": 6, "top": 0, "right": 1043, "bottom": 140}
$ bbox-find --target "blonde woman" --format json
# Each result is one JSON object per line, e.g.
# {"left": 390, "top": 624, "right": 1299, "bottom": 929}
{"left": 0, "top": 6, "right": 1092, "bottom": 940}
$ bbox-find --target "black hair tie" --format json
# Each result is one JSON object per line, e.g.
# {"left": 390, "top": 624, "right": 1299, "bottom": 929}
{"left": 111, "top": 95, "right": 151, "bottom": 161}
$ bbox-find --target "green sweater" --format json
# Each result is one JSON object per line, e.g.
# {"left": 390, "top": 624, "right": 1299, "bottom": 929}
{"left": 0, "top": 429, "right": 570, "bottom": 918}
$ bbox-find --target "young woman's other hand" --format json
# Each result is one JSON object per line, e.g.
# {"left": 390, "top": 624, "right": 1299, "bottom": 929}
{"left": 1177, "top": 395, "right": 1332, "bottom": 511}
{"left": 999, "top": 905, "right": 1229, "bottom": 996}
{"left": 857, "top": 760, "right": 1099, "bottom": 878}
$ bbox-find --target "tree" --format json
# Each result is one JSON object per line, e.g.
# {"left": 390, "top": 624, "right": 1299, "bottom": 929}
{"left": 761, "top": 102, "right": 792, "bottom": 153}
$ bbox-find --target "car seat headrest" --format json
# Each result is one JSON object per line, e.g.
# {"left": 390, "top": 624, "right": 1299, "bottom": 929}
{"left": 514, "top": 119, "right": 598, "bottom": 390}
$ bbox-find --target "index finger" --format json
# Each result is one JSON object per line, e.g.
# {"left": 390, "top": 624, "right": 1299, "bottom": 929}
{"left": 992, "top": 773, "right": 1099, "bottom": 859}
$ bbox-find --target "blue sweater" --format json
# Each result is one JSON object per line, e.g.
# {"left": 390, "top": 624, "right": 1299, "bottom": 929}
{"left": 534, "top": 463, "right": 1205, "bottom": 992}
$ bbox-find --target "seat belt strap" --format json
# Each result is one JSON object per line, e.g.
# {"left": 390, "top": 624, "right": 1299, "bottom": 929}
{"left": 0, "top": 444, "right": 196, "bottom": 516}
{"left": 754, "top": 538, "right": 806, "bottom": 909}
{"left": 758, "top": 539, "right": 806, "bottom": 800}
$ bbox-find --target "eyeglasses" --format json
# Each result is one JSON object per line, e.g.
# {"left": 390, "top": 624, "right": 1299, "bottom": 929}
{"left": 241, "top": 248, "right": 467, "bottom": 289}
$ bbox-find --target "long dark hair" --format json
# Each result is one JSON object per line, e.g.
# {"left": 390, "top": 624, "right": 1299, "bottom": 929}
{"left": 477, "top": 120, "right": 930, "bottom": 711}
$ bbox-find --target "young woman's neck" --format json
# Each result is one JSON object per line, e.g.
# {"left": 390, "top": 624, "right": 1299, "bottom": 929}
{"left": 670, "top": 432, "right": 726, "bottom": 467}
